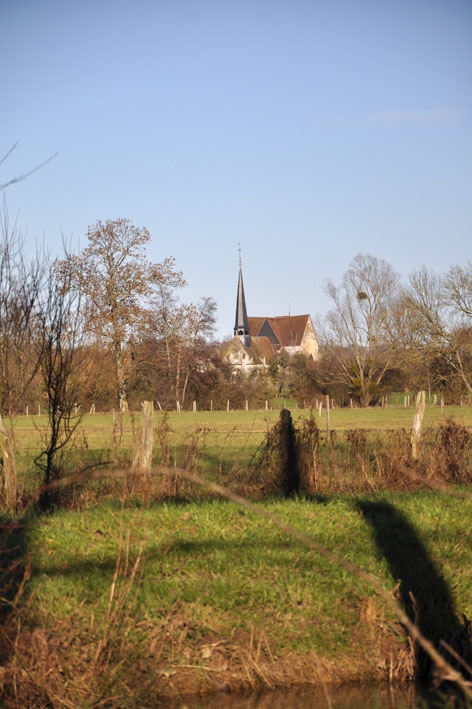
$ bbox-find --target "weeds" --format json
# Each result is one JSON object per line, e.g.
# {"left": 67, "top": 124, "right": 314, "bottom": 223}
{"left": 250, "top": 415, "right": 472, "bottom": 498}
{"left": 1, "top": 409, "right": 472, "bottom": 705}
{"left": 156, "top": 411, "right": 172, "bottom": 466}
{"left": 426, "top": 420, "right": 472, "bottom": 484}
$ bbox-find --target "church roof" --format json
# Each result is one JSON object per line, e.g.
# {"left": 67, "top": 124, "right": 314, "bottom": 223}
{"left": 228, "top": 262, "right": 318, "bottom": 367}
{"left": 248, "top": 315, "right": 311, "bottom": 348}
{"left": 234, "top": 265, "right": 249, "bottom": 340}
{"left": 221, "top": 335, "right": 275, "bottom": 365}
{"left": 249, "top": 336, "right": 276, "bottom": 364}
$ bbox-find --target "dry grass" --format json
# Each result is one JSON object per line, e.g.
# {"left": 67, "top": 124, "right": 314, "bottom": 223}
{"left": 1, "top": 408, "right": 472, "bottom": 706}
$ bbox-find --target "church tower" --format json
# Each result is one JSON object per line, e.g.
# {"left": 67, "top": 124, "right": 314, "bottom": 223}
{"left": 234, "top": 252, "right": 250, "bottom": 347}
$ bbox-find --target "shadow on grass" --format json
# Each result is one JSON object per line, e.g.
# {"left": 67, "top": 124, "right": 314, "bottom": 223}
{"left": 0, "top": 514, "right": 30, "bottom": 664}
{"left": 357, "top": 500, "right": 472, "bottom": 686}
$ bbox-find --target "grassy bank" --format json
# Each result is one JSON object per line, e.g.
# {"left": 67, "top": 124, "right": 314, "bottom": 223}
{"left": 1, "top": 405, "right": 472, "bottom": 705}
{"left": 2, "top": 488, "right": 472, "bottom": 705}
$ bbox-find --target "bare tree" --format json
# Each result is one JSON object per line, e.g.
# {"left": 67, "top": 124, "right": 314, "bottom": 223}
{"left": 177, "top": 297, "right": 217, "bottom": 405}
{"left": 406, "top": 265, "right": 472, "bottom": 397}
{"left": 146, "top": 278, "right": 217, "bottom": 407}
{"left": 0, "top": 203, "right": 48, "bottom": 412}
{"left": 54, "top": 218, "right": 183, "bottom": 411}
{"left": 0, "top": 203, "right": 48, "bottom": 508}
{"left": 321, "top": 253, "right": 401, "bottom": 406}
{"left": 443, "top": 262, "right": 472, "bottom": 319}
{"left": 34, "top": 265, "right": 85, "bottom": 512}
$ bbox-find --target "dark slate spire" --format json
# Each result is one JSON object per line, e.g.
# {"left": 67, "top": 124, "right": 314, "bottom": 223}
{"left": 234, "top": 248, "right": 250, "bottom": 347}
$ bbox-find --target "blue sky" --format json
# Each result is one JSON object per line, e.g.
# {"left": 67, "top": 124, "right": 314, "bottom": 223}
{"left": 3, "top": 0, "right": 471, "bottom": 340}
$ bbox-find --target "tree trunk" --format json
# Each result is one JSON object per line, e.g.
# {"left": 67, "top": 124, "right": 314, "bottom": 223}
{"left": 114, "top": 343, "right": 128, "bottom": 412}
{"left": 139, "top": 401, "right": 154, "bottom": 470}
{"left": 181, "top": 365, "right": 191, "bottom": 405}
{"left": 0, "top": 414, "right": 17, "bottom": 510}
{"left": 453, "top": 348, "right": 472, "bottom": 397}
{"left": 175, "top": 346, "right": 181, "bottom": 403}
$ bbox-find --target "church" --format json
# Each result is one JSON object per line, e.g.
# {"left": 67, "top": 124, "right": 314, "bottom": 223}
{"left": 222, "top": 262, "right": 319, "bottom": 374}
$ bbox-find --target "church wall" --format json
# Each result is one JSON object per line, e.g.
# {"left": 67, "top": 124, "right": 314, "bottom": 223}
{"left": 300, "top": 319, "right": 319, "bottom": 359}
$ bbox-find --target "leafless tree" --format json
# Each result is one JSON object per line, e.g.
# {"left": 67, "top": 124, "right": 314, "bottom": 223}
{"left": 443, "top": 262, "right": 472, "bottom": 320}
{"left": 176, "top": 297, "right": 217, "bottom": 405}
{"left": 146, "top": 275, "right": 217, "bottom": 407}
{"left": 406, "top": 265, "right": 472, "bottom": 397}
{"left": 321, "top": 253, "right": 402, "bottom": 406}
{"left": 34, "top": 263, "right": 86, "bottom": 512}
{"left": 0, "top": 203, "right": 48, "bottom": 508}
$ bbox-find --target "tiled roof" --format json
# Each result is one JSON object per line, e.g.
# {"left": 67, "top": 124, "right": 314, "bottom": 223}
{"left": 249, "top": 315, "right": 310, "bottom": 348}
{"left": 247, "top": 317, "right": 266, "bottom": 335}
{"left": 221, "top": 335, "right": 275, "bottom": 365}
{"left": 249, "top": 336, "right": 276, "bottom": 363}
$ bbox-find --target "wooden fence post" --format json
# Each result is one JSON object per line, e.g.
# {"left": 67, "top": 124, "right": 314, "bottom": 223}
{"left": 133, "top": 401, "right": 154, "bottom": 503}
{"left": 279, "top": 408, "right": 299, "bottom": 497}
{"left": 411, "top": 390, "right": 426, "bottom": 460}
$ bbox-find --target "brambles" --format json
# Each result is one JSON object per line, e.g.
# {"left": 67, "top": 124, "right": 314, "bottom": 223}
{"left": 251, "top": 414, "right": 472, "bottom": 498}
{"left": 426, "top": 419, "right": 471, "bottom": 484}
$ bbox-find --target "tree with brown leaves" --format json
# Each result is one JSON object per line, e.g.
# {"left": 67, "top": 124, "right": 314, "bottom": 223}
{"left": 54, "top": 218, "right": 184, "bottom": 411}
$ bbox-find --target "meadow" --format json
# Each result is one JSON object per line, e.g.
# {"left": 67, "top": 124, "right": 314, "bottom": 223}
{"left": 11, "top": 400, "right": 472, "bottom": 490}
{"left": 1, "top": 402, "right": 472, "bottom": 706}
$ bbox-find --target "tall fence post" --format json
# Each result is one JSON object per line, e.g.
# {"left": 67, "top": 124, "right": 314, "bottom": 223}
{"left": 279, "top": 408, "right": 299, "bottom": 497}
{"left": 411, "top": 390, "right": 426, "bottom": 460}
{"left": 133, "top": 400, "right": 154, "bottom": 503}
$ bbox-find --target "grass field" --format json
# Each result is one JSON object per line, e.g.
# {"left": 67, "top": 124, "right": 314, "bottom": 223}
{"left": 3, "top": 486, "right": 471, "bottom": 705}
{"left": 10, "top": 401, "right": 472, "bottom": 470}
{"left": 8, "top": 402, "right": 472, "bottom": 501}
{"left": 1, "top": 403, "right": 472, "bottom": 705}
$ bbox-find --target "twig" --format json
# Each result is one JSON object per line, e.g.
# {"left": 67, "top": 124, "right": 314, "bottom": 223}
{"left": 0, "top": 144, "right": 59, "bottom": 191}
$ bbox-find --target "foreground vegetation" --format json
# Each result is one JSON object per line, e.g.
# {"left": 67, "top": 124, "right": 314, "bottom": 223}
{"left": 1, "top": 406, "right": 472, "bottom": 706}
{"left": 2, "top": 489, "right": 472, "bottom": 706}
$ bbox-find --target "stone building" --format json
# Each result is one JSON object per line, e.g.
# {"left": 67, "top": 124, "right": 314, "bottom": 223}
{"left": 222, "top": 263, "right": 319, "bottom": 373}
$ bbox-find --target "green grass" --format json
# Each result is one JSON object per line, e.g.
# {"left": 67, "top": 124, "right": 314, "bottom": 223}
{"left": 24, "top": 489, "right": 472, "bottom": 658}
{"left": 9, "top": 402, "right": 472, "bottom": 464}
{"left": 5, "top": 403, "right": 472, "bottom": 500}
{"left": 4, "top": 403, "right": 472, "bottom": 703}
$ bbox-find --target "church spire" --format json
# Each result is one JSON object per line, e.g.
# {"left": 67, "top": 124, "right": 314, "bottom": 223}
{"left": 234, "top": 246, "right": 250, "bottom": 347}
